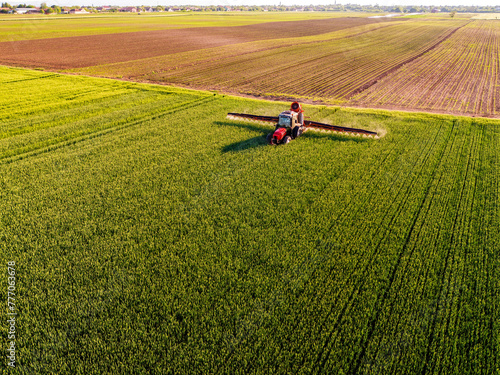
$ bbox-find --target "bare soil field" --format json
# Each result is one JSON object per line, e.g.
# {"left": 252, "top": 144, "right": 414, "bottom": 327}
{"left": 71, "top": 20, "right": 461, "bottom": 108}
{"left": 0, "top": 17, "right": 394, "bottom": 69}
{"left": 2, "top": 15, "right": 499, "bottom": 117}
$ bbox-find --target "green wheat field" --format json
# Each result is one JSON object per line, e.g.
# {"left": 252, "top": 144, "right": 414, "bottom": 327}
{"left": 0, "top": 65, "right": 499, "bottom": 373}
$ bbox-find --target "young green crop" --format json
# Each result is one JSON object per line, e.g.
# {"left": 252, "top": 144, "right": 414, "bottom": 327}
{"left": 1, "top": 66, "right": 499, "bottom": 374}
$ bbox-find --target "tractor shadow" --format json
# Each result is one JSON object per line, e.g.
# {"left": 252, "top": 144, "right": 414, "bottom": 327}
{"left": 216, "top": 120, "right": 370, "bottom": 153}
{"left": 216, "top": 121, "right": 270, "bottom": 152}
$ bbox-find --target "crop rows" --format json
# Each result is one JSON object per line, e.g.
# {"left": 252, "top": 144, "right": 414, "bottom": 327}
{"left": 72, "top": 21, "right": 393, "bottom": 79}
{"left": 145, "top": 21, "right": 465, "bottom": 103}
{"left": 0, "top": 67, "right": 214, "bottom": 163}
{"left": 351, "top": 20, "right": 500, "bottom": 116}
{"left": 0, "top": 16, "right": 396, "bottom": 69}
{"left": 0, "top": 12, "right": 355, "bottom": 43}
{"left": 65, "top": 16, "right": 500, "bottom": 118}
{"left": 4, "top": 15, "right": 500, "bottom": 117}
{"left": 2, "top": 67, "right": 500, "bottom": 374}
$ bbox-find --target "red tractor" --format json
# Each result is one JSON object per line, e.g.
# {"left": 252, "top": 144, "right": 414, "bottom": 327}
{"left": 227, "top": 102, "right": 377, "bottom": 145}
{"left": 267, "top": 101, "right": 305, "bottom": 145}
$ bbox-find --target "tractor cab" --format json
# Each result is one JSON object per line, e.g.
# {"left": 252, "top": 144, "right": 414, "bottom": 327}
{"left": 278, "top": 111, "right": 295, "bottom": 128}
{"left": 268, "top": 103, "right": 305, "bottom": 145}
{"left": 278, "top": 107, "right": 304, "bottom": 129}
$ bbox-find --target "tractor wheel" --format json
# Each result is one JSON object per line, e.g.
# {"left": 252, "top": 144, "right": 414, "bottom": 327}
{"left": 292, "top": 126, "right": 303, "bottom": 139}
{"left": 266, "top": 132, "right": 274, "bottom": 145}
{"left": 283, "top": 135, "right": 292, "bottom": 144}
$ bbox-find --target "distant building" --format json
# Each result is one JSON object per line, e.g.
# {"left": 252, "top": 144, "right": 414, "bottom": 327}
{"left": 119, "top": 7, "right": 137, "bottom": 12}
{"left": 15, "top": 7, "right": 40, "bottom": 14}
{"left": 69, "top": 8, "right": 89, "bottom": 14}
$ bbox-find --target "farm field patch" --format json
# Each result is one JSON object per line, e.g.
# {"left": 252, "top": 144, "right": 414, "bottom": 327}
{"left": 472, "top": 13, "right": 500, "bottom": 19}
{"left": 3, "top": 14, "right": 498, "bottom": 117}
{"left": 0, "top": 12, "right": 365, "bottom": 42}
{"left": 60, "top": 15, "right": 500, "bottom": 117}
{"left": 0, "top": 14, "right": 498, "bottom": 117}
{"left": 350, "top": 20, "right": 500, "bottom": 117}
{"left": 0, "top": 16, "right": 396, "bottom": 68}
{"left": 119, "top": 20, "right": 464, "bottom": 104}
{"left": 1, "top": 66, "right": 499, "bottom": 374}
{"left": 71, "top": 20, "right": 404, "bottom": 81}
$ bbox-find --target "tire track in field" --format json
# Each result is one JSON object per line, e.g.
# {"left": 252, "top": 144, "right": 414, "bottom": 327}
{"left": 311, "top": 121, "right": 455, "bottom": 373}
{"left": 0, "top": 90, "right": 138, "bottom": 139}
{"left": 0, "top": 95, "right": 215, "bottom": 165}
{"left": 348, "top": 133, "right": 453, "bottom": 372}
{"left": 370, "top": 122, "right": 466, "bottom": 372}
{"left": 219, "top": 130, "right": 377, "bottom": 370}
{"left": 481, "top": 126, "right": 500, "bottom": 372}
{"left": 269, "top": 128, "right": 432, "bottom": 371}
{"left": 343, "top": 121, "right": 459, "bottom": 374}
{"left": 303, "top": 123, "right": 451, "bottom": 372}
{"left": 419, "top": 125, "right": 472, "bottom": 374}
{"left": 225, "top": 134, "right": 399, "bottom": 373}
{"left": 240, "top": 141, "right": 399, "bottom": 372}
{"left": 436, "top": 124, "right": 483, "bottom": 372}
{"left": 485, "top": 126, "right": 500, "bottom": 373}
{"left": 279, "top": 147, "right": 404, "bottom": 370}
{"left": 420, "top": 123, "right": 482, "bottom": 374}
{"left": 0, "top": 72, "right": 59, "bottom": 84}
{"left": 362, "top": 122, "right": 465, "bottom": 372}
{"left": 349, "top": 21, "right": 470, "bottom": 99}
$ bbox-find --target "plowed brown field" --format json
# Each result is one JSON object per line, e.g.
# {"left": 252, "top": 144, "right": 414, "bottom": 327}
{"left": 0, "top": 17, "right": 394, "bottom": 69}
{"left": 350, "top": 20, "right": 500, "bottom": 116}
{"left": 3, "top": 15, "right": 499, "bottom": 117}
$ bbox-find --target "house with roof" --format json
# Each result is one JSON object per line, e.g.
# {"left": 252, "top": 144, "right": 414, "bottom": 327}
{"left": 15, "top": 7, "right": 41, "bottom": 14}
{"left": 69, "top": 8, "right": 89, "bottom": 14}
{"left": 119, "top": 7, "right": 137, "bottom": 12}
